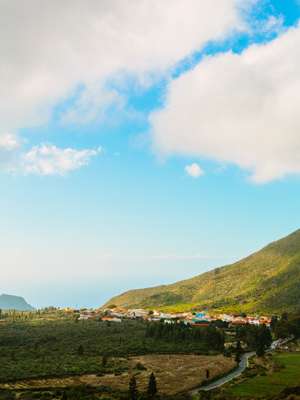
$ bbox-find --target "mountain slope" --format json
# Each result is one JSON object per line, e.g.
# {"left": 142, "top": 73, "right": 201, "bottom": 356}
{"left": 0, "top": 294, "right": 34, "bottom": 311}
{"left": 104, "top": 230, "right": 300, "bottom": 314}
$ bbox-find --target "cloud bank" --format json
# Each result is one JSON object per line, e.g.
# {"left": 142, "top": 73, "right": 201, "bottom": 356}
{"left": 151, "top": 23, "right": 300, "bottom": 183}
{"left": 1, "top": 0, "right": 249, "bottom": 136}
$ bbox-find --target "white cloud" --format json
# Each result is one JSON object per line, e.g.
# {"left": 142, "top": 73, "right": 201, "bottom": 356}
{"left": 61, "top": 86, "right": 124, "bottom": 125}
{"left": 151, "top": 23, "right": 300, "bottom": 183}
{"left": 0, "top": 132, "right": 22, "bottom": 172}
{"left": 0, "top": 132, "right": 20, "bottom": 151}
{"left": 21, "top": 144, "right": 101, "bottom": 176}
{"left": 185, "top": 163, "right": 204, "bottom": 178}
{"left": 0, "top": 133, "right": 100, "bottom": 176}
{"left": 0, "top": 0, "right": 251, "bottom": 135}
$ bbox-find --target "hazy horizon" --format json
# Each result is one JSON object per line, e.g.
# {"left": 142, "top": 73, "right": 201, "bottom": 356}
{"left": 2, "top": 228, "right": 299, "bottom": 309}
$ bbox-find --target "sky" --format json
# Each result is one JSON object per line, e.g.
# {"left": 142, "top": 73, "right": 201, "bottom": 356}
{"left": 1, "top": 0, "right": 300, "bottom": 309}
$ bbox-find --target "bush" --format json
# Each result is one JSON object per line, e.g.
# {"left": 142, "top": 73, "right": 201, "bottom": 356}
{"left": 135, "top": 362, "right": 147, "bottom": 371}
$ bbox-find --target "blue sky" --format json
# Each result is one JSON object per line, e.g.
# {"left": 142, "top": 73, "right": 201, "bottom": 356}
{"left": 1, "top": 0, "right": 300, "bottom": 308}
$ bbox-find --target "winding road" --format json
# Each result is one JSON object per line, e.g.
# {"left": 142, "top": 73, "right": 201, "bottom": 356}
{"left": 190, "top": 336, "right": 295, "bottom": 395}
{"left": 190, "top": 352, "right": 255, "bottom": 395}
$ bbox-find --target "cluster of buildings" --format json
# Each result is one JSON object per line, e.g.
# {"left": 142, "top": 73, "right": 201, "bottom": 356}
{"left": 73, "top": 307, "right": 271, "bottom": 327}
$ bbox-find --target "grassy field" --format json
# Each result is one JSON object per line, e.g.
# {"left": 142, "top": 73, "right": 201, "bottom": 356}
{"left": 0, "top": 354, "right": 235, "bottom": 396}
{"left": 227, "top": 353, "right": 300, "bottom": 398}
{"left": 0, "top": 317, "right": 223, "bottom": 382}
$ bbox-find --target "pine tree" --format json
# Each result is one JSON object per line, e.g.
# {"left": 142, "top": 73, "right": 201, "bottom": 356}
{"left": 129, "top": 376, "right": 138, "bottom": 400}
{"left": 206, "top": 369, "right": 210, "bottom": 380}
{"left": 147, "top": 372, "right": 157, "bottom": 398}
{"left": 256, "top": 341, "right": 265, "bottom": 357}
{"left": 235, "top": 340, "right": 242, "bottom": 363}
{"left": 61, "top": 391, "right": 68, "bottom": 400}
{"left": 77, "top": 344, "right": 84, "bottom": 356}
{"left": 102, "top": 355, "right": 108, "bottom": 367}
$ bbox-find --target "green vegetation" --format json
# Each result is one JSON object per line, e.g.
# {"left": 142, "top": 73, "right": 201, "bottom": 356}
{"left": 129, "top": 376, "right": 138, "bottom": 400}
{"left": 2, "top": 311, "right": 300, "bottom": 399}
{"left": 236, "top": 325, "right": 272, "bottom": 356}
{"left": 271, "top": 312, "right": 300, "bottom": 339}
{"left": 0, "top": 316, "right": 225, "bottom": 382}
{"left": 0, "top": 385, "right": 191, "bottom": 400}
{"left": 147, "top": 372, "right": 157, "bottom": 398}
{"left": 227, "top": 353, "right": 300, "bottom": 398}
{"left": 146, "top": 321, "right": 224, "bottom": 352}
{"left": 105, "top": 229, "right": 300, "bottom": 314}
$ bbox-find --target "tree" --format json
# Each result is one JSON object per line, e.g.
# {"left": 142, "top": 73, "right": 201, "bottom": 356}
{"left": 256, "top": 341, "right": 265, "bottom": 357}
{"left": 205, "top": 369, "right": 210, "bottom": 380}
{"left": 254, "top": 325, "right": 272, "bottom": 356}
{"left": 102, "top": 355, "right": 108, "bottom": 367}
{"left": 61, "top": 391, "right": 68, "bottom": 400}
{"left": 236, "top": 340, "right": 242, "bottom": 353}
{"left": 270, "top": 315, "right": 278, "bottom": 331}
{"left": 129, "top": 376, "right": 138, "bottom": 400}
{"left": 281, "top": 312, "right": 289, "bottom": 321}
{"left": 77, "top": 345, "right": 84, "bottom": 356}
{"left": 235, "top": 351, "right": 241, "bottom": 363}
{"left": 235, "top": 340, "right": 242, "bottom": 363}
{"left": 147, "top": 372, "right": 157, "bottom": 398}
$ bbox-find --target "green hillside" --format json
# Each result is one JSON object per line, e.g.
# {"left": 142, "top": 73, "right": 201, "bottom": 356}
{"left": 104, "top": 230, "right": 300, "bottom": 314}
{"left": 0, "top": 294, "right": 34, "bottom": 311}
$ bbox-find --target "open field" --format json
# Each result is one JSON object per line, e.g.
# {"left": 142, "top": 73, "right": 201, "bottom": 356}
{"left": 226, "top": 352, "right": 300, "bottom": 398}
{"left": 0, "top": 354, "right": 235, "bottom": 396}
{"left": 0, "top": 318, "right": 223, "bottom": 382}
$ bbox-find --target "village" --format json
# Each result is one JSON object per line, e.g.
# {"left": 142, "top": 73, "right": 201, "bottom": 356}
{"left": 71, "top": 306, "right": 272, "bottom": 327}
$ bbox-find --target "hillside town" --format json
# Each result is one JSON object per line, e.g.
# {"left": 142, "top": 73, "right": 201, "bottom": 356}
{"left": 72, "top": 306, "right": 272, "bottom": 327}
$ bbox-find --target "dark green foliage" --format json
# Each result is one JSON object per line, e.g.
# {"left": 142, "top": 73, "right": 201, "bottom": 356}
{"left": 129, "top": 376, "right": 138, "bottom": 400}
{"left": 0, "top": 390, "right": 16, "bottom": 400}
{"left": 147, "top": 372, "right": 157, "bottom": 398}
{"left": 102, "top": 355, "right": 109, "bottom": 367}
{"left": 270, "top": 315, "right": 278, "bottom": 331}
{"left": 236, "top": 324, "right": 272, "bottom": 354}
{"left": 235, "top": 352, "right": 241, "bottom": 363}
{"left": 77, "top": 345, "right": 84, "bottom": 356}
{"left": 235, "top": 340, "right": 242, "bottom": 363}
{"left": 2, "top": 386, "right": 123, "bottom": 400}
{"left": 145, "top": 321, "right": 224, "bottom": 352}
{"left": 273, "top": 312, "right": 300, "bottom": 339}
{"left": 135, "top": 362, "right": 147, "bottom": 371}
{"left": 0, "top": 317, "right": 223, "bottom": 382}
{"left": 256, "top": 341, "right": 265, "bottom": 357}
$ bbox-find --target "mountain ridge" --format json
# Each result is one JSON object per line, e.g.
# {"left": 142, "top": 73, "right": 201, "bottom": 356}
{"left": 0, "top": 294, "right": 34, "bottom": 311}
{"left": 104, "top": 229, "right": 300, "bottom": 314}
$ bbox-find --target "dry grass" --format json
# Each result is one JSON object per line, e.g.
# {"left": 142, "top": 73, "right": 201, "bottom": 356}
{"left": 1, "top": 354, "right": 235, "bottom": 395}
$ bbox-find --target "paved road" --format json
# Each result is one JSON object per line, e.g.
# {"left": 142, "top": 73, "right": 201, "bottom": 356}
{"left": 190, "top": 336, "right": 295, "bottom": 395}
{"left": 190, "top": 351, "right": 255, "bottom": 395}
